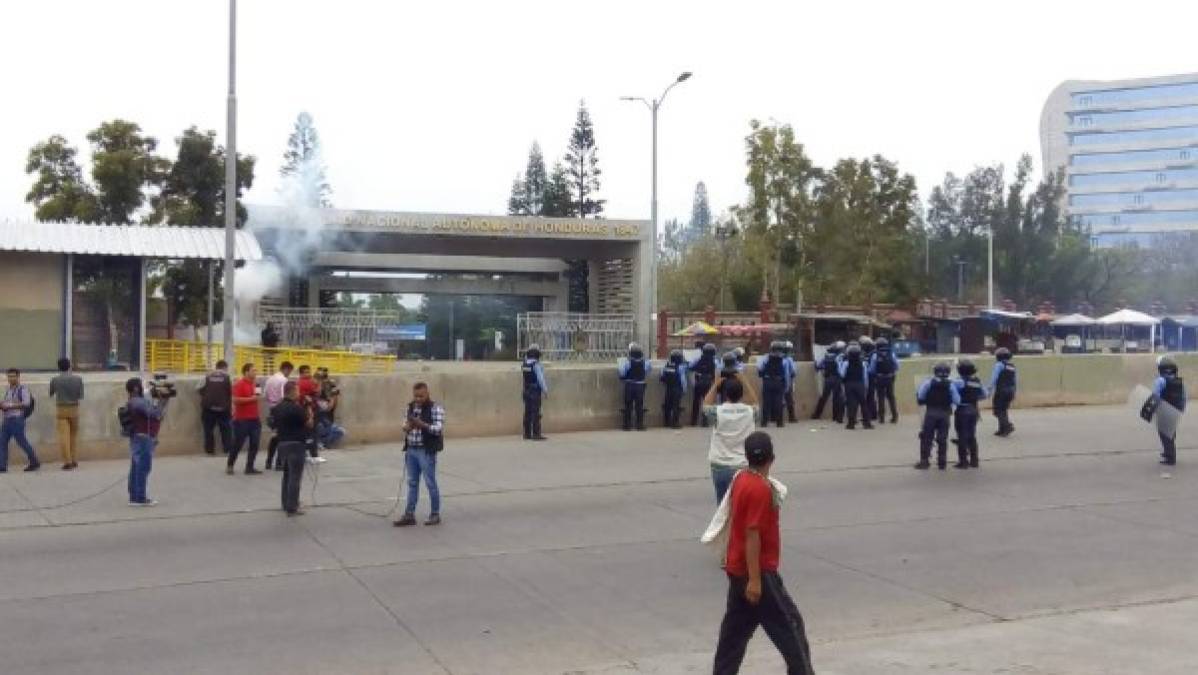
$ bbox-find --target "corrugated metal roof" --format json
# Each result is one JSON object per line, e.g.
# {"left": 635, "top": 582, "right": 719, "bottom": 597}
{"left": 0, "top": 221, "right": 262, "bottom": 261}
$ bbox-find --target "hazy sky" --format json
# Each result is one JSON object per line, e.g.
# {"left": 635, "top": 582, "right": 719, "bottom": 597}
{"left": 2, "top": 0, "right": 1197, "bottom": 227}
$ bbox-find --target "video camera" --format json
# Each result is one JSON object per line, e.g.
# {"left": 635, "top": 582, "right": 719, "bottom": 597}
{"left": 148, "top": 372, "right": 178, "bottom": 400}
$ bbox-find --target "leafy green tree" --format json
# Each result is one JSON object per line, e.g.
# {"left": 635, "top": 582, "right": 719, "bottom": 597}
{"left": 280, "top": 112, "right": 332, "bottom": 207}
{"left": 542, "top": 162, "right": 574, "bottom": 217}
{"left": 507, "top": 142, "right": 548, "bottom": 216}
{"left": 24, "top": 135, "right": 97, "bottom": 222}
{"left": 564, "top": 101, "right": 604, "bottom": 218}
{"left": 86, "top": 119, "right": 169, "bottom": 224}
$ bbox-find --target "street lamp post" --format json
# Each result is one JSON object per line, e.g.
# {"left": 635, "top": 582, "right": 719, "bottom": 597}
{"left": 222, "top": 0, "right": 238, "bottom": 368}
{"left": 987, "top": 225, "right": 995, "bottom": 309}
{"left": 621, "top": 72, "right": 692, "bottom": 341}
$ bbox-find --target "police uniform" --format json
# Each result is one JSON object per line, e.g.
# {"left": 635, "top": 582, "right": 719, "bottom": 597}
{"left": 916, "top": 365, "right": 961, "bottom": 469}
{"left": 1154, "top": 359, "right": 1187, "bottom": 465}
{"left": 758, "top": 343, "right": 789, "bottom": 428}
{"left": 618, "top": 345, "right": 651, "bottom": 431}
{"left": 783, "top": 342, "right": 798, "bottom": 422}
{"left": 838, "top": 346, "right": 872, "bottom": 430}
{"left": 813, "top": 344, "right": 845, "bottom": 422}
{"left": 689, "top": 345, "right": 718, "bottom": 427}
{"left": 952, "top": 361, "right": 988, "bottom": 469}
{"left": 990, "top": 349, "right": 1017, "bottom": 436}
{"left": 870, "top": 339, "right": 900, "bottom": 424}
{"left": 660, "top": 351, "right": 688, "bottom": 429}
{"left": 521, "top": 348, "right": 548, "bottom": 440}
{"left": 861, "top": 337, "right": 878, "bottom": 423}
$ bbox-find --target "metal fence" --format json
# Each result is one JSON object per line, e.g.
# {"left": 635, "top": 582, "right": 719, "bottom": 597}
{"left": 256, "top": 306, "right": 402, "bottom": 351}
{"left": 145, "top": 340, "right": 396, "bottom": 375}
{"left": 516, "top": 312, "right": 636, "bottom": 362}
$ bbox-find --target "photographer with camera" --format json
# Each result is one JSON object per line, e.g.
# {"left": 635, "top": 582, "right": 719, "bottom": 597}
{"left": 313, "top": 367, "right": 345, "bottom": 449}
{"left": 295, "top": 365, "right": 325, "bottom": 461}
{"left": 393, "top": 382, "right": 444, "bottom": 527}
{"left": 121, "top": 377, "right": 170, "bottom": 506}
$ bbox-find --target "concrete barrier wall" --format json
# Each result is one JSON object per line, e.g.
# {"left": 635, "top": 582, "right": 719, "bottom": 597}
{"left": 8, "top": 353, "right": 1197, "bottom": 463}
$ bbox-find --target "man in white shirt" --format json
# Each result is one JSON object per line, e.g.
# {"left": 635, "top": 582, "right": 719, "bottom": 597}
{"left": 703, "top": 375, "right": 759, "bottom": 504}
{"left": 264, "top": 361, "right": 293, "bottom": 470}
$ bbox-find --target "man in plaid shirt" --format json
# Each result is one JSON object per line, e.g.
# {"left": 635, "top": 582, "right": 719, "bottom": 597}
{"left": 394, "top": 382, "right": 445, "bottom": 527}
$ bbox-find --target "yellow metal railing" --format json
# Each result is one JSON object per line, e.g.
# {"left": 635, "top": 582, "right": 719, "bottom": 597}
{"left": 146, "top": 340, "right": 397, "bottom": 375}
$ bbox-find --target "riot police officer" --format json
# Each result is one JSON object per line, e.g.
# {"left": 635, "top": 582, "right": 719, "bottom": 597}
{"left": 839, "top": 343, "right": 873, "bottom": 430}
{"left": 916, "top": 362, "right": 960, "bottom": 469}
{"left": 618, "top": 342, "right": 651, "bottom": 431}
{"left": 990, "top": 348, "right": 1017, "bottom": 437}
{"left": 521, "top": 345, "right": 548, "bottom": 441}
{"left": 716, "top": 352, "right": 741, "bottom": 402}
{"left": 757, "top": 341, "right": 790, "bottom": 428}
{"left": 1153, "top": 356, "right": 1187, "bottom": 465}
{"left": 783, "top": 341, "right": 799, "bottom": 423}
{"left": 860, "top": 336, "right": 878, "bottom": 423}
{"left": 689, "top": 343, "right": 718, "bottom": 427}
{"left": 813, "top": 341, "right": 845, "bottom": 422}
{"left": 952, "top": 359, "right": 988, "bottom": 469}
{"left": 870, "top": 337, "right": 900, "bottom": 424}
{"left": 733, "top": 347, "right": 747, "bottom": 373}
{"left": 660, "top": 349, "right": 687, "bottom": 429}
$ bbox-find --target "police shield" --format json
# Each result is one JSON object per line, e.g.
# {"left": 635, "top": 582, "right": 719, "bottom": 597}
{"left": 1128, "top": 385, "right": 1183, "bottom": 437}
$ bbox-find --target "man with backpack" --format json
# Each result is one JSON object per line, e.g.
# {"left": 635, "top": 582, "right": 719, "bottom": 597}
{"left": 393, "top": 382, "right": 445, "bottom": 527}
{"left": 0, "top": 368, "right": 40, "bottom": 472}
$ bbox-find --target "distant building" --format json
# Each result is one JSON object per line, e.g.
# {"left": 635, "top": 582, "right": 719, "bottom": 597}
{"left": 1041, "top": 73, "right": 1198, "bottom": 246}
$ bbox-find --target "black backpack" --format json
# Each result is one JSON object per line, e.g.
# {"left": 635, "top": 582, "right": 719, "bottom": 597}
{"left": 117, "top": 405, "right": 135, "bottom": 437}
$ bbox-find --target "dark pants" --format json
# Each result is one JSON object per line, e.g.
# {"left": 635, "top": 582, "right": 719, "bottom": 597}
{"left": 622, "top": 382, "right": 646, "bottom": 430}
{"left": 813, "top": 377, "right": 843, "bottom": 422}
{"left": 1160, "top": 431, "right": 1177, "bottom": 464}
{"left": 784, "top": 389, "right": 797, "bottom": 422}
{"left": 692, "top": 378, "right": 714, "bottom": 426}
{"left": 920, "top": 408, "right": 951, "bottom": 466}
{"left": 713, "top": 573, "right": 816, "bottom": 675}
{"left": 522, "top": 387, "right": 543, "bottom": 438}
{"left": 844, "top": 382, "right": 871, "bottom": 429}
{"left": 762, "top": 381, "right": 786, "bottom": 428}
{"left": 279, "top": 441, "right": 306, "bottom": 513}
{"left": 265, "top": 405, "right": 280, "bottom": 468}
{"left": 662, "top": 384, "right": 684, "bottom": 428}
{"left": 993, "top": 388, "right": 1015, "bottom": 434}
{"left": 864, "top": 377, "right": 877, "bottom": 421}
{"left": 201, "top": 409, "right": 232, "bottom": 454}
{"left": 875, "top": 376, "right": 897, "bottom": 422}
{"left": 954, "top": 405, "right": 980, "bottom": 466}
{"left": 230, "top": 419, "right": 261, "bottom": 471}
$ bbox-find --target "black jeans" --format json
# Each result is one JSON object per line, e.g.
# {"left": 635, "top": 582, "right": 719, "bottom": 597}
{"left": 762, "top": 381, "right": 786, "bottom": 428}
{"left": 692, "top": 378, "right": 714, "bottom": 426}
{"left": 522, "top": 387, "right": 543, "bottom": 438}
{"left": 279, "top": 441, "right": 306, "bottom": 513}
{"left": 954, "top": 405, "right": 980, "bottom": 465}
{"left": 230, "top": 419, "right": 261, "bottom": 470}
{"left": 813, "top": 378, "right": 843, "bottom": 422}
{"left": 784, "top": 389, "right": 797, "bottom": 422}
{"left": 714, "top": 573, "right": 816, "bottom": 675}
{"left": 993, "top": 388, "right": 1015, "bottom": 432}
{"left": 1160, "top": 431, "right": 1177, "bottom": 464}
{"left": 622, "top": 382, "right": 646, "bottom": 430}
{"left": 920, "top": 408, "right": 951, "bottom": 466}
{"left": 844, "top": 382, "right": 870, "bottom": 428}
{"left": 662, "top": 384, "right": 684, "bottom": 428}
{"left": 874, "top": 375, "right": 897, "bottom": 422}
{"left": 201, "top": 409, "right": 232, "bottom": 454}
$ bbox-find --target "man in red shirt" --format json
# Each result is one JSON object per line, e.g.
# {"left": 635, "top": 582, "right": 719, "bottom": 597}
{"left": 714, "top": 432, "right": 815, "bottom": 675}
{"left": 228, "top": 363, "right": 263, "bottom": 475}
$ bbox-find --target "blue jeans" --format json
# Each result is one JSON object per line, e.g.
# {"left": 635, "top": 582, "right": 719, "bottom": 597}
{"left": 316, "top": 420, "right": 345, "bottom": 448}
{"left": 128, "top": 434, "right": 157, "bottom": 503}
{"left": 0, "top": 416, "right": 38, "bottom": 470}
{"left": 712, "top": 463, "right": 738, "bottom": 504}
{"left": 404, "top": 448, "right": 440, "bottom": 515}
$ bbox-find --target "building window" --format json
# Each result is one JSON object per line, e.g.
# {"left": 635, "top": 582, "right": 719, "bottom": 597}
{"left": 1110, "top": 215, "right": 1121, "bottom": 225}
{"left": 1079, "top": 95, "right": 1093, "bottom": 107}
{"left": 1133, "top": 194, "right": 1145, "bottom": 206}
{"left": 1182, "top": 150, "right": 1192, "bottom": 161}
{"left": 1156, "top": 172, "right": 1168, "bottom": 184}
{"left": 1076, "top": 115, "right": 1093, "bottom": 127}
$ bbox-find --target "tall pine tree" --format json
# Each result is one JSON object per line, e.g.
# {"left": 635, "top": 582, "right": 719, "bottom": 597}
{"left": 687, "top": 181, "right": 712, "bottom": 244}
{"left": 507, "top": 142, "right": 548, "bottom": 216}
{"left": 564, "top": 101, "right": 604, "bottom": 218}
{"left": 280, "top": 111, "right": 332, "bottom": 207}
{"left": 543, "top": 162, "right": 574, "bottom": 217}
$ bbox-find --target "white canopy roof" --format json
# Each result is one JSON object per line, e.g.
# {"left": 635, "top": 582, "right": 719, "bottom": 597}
{"left": 0, "top": 220, "right": 262, "bottom": 261}
{"left": 1051, "top": 313, "right": 1098, "bottom": 327}
{"left": 1096, "top": 309, "right": 1160, "bottom": 326}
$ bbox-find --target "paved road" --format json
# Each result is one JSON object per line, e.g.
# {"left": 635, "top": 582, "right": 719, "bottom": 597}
{"left": 1, "top": 405, "right": 1196, "bottom": 674}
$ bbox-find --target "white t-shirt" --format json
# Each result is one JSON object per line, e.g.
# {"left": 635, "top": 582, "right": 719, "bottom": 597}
{"left": 706, "top": 402, "right": 756, "bottom": 467}
{"left": 264, "top": 372, "right": 289, "bottom": 407}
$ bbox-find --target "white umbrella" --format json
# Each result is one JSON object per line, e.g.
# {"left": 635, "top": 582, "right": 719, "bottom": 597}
{"left": 1097, "top": 309, "right": 1161, "bottom": 353}
{"left": 1051, "top": 313, "right": 1097, "bottom": 327}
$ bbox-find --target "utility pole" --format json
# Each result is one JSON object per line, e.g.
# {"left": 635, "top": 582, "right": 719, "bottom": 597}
{"left": 222, "top": 0, "right": 238, "bottom": 367}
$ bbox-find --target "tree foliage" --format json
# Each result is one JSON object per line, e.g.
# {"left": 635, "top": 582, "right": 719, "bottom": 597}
{"left": 564, "top": 100, "right": 604, "bottom": 218}
{"left": 280, "top": 111, "right": 332, "bottom": 207}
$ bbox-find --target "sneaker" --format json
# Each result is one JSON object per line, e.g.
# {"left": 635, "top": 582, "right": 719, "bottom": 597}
{"left": 393, "top": 513, "right": 416, "bottom": 527}
{"left": 913, "top": 462, "right": 930, "bottom": 470}
{"left": 313, "top": 456, "right": 327, "bottom": 463}
{"left": 128, "top": 499, "right": 158, "bottom": 507}
{"left": 24, "top": 463, "right": 40, "bottom": 472}
{"left": 424, "top": 514, "right": 441, "bottom": 526}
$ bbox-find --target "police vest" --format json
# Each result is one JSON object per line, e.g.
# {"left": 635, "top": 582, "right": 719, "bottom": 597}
{"left": 662, "top": 363, "right": 681, "bottom": 388}
{"left": 874, "top": 351, "right": 896, "bottom": 376}
{"left": 763, "top": 355, "right": 786, "bottom": 381}
{"left": 959, "top": 377, "right": 984, "bottom": 406}
{"left": 626, "top": 358, "right": 646, "bottom": 382}
{"left": 522, "top": 360, "right": 540, "bottom": 388}
{"left": 693, "top": 355, "right": 716, "bottom": 380}
{"left": 822, "top": 354, "right": 840, "bottom": 379}
{"left": 925, "top": 378, "right": 952, "bottom": 409}
{"left": 844, "top": 357, "right": 864, "bottom": 382}
{"left": 1161, "top": 376, "right": 1186, "bottom": 410}
{"left": 996, "top": 363, "right": 1016, "bottom": 389}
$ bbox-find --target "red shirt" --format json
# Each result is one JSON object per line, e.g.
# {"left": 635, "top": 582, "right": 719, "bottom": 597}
{"left": 725, "top": 471, "right": 781, "bottom": 577}
{"left": 232, "top": 378, "right": 260, "bottom": 421}
{"left": 297, "top": 376, "right": 319, "bottom": 405}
